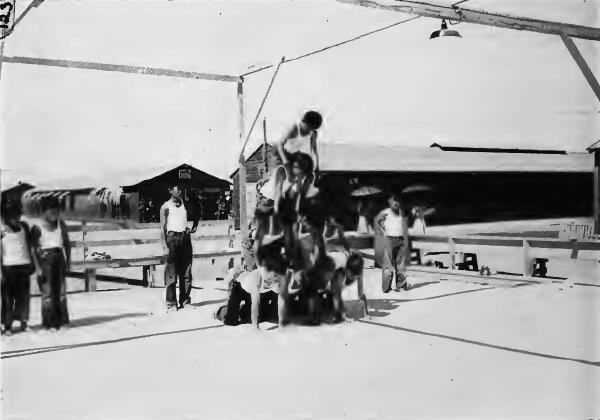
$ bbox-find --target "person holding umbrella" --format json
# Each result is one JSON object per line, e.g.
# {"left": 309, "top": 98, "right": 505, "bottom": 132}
{"left": 351, "top": 185, "right": 381, "bottom": 233}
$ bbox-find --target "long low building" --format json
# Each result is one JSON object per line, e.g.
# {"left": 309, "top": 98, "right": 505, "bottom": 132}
{"left": 232, "top": 142, "right": 593, "bottom": 229}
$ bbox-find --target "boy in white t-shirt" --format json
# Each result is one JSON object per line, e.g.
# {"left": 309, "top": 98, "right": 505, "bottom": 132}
{"left": 375, "top": 192, "right": 410, "bottom": 293}
{"left": 216, "top": 242, "right": 285, "bottom": 329}
{"left": 1, "top": 200, "right": 35, "bottom": 335}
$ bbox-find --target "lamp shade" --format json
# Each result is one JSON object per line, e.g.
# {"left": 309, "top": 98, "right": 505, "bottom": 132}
{"left": 430, "top": 19, "right": 462, "bottom": 39}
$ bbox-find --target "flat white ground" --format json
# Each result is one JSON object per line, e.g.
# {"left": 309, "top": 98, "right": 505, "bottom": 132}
{"left": 2, "top": 264, "right": 599, "bottom": 419}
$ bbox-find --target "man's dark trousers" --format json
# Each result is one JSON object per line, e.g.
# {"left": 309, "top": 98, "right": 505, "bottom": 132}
{"left": 165, "top": 231, "right": 193, "bottom": 306}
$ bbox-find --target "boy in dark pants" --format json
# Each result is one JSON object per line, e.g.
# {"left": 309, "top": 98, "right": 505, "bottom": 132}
{"left": 31, "top": 197, "right": 71, "bottom": 331}
{"left": 375, "top": 192, "right": 411, "bottom": 293}
{"left": 160, "top": 184, "right": 199, "bottom": 310}
{"left": 216, "top": 242, "right": 285, "bottom": 329}
{"left": 1, "top": 200, "right": 35, "bottom": 335}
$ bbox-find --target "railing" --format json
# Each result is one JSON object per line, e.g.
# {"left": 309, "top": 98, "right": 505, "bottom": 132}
{"left": 66, "top": 220, "right": 240, "bottom": 291}
{"left": 330, "top": 232, "right": 600, "bottom": 278}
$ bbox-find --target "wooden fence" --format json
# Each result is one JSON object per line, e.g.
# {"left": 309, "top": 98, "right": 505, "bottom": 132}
{"left": 66, "top": 220, "right": 241, "bottom": 291}
{"left": 332, "top": 232, "right": 600, "bottom": 279}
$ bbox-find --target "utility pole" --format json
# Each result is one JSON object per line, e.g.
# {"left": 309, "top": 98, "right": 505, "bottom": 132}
{"left": 263, "top": 117, "right": 268, "bottom": 173}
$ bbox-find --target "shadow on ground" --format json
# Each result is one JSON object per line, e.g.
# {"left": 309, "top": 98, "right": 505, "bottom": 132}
{"left": 347, "top": 284, "right": 496, "bottom": 319}
{"left": 27, "top": 312, "right": 149, "bottom": 332}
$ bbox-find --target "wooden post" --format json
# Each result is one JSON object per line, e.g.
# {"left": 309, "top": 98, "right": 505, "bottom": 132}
{"left": 448, "top": 238, "right": 456, "bottom": 270}
{"left": 81, "top": 220, "right": 88, "bottom": 260}
{"left": 0, "top": 41, "right": 5, "bottom": 81}
{"left": 237, "top": 81, "right": 248, "bottom": 238}
{"left": 594, "top": 150, "right": 600, "bottom": 234}
{"left": 84, "top": 268, "right": 97, "bottom": 292}
{"left": 522, "top": 239, "right": 532, "bottom": 278}
{"left": 149, "top": 265, "right": 157, "bottom": 287}
{"left": 263, "top": 117, "right": 268, "bottom": 173}
{"left": 561, "top": 35, "right": 600, "bottom": 104}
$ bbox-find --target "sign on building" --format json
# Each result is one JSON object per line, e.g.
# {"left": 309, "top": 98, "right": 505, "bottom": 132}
{"left": 179, "top": 169, "right": 191, "bottom": 180}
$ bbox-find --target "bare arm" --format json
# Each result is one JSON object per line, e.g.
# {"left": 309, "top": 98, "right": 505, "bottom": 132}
{"left": 357, "top": 274, "right": 368, "bottom": 316}
{"left": 276, "top": 125, "right": 297, "bottom": 165}
{"left": 30, "top": 225, "right": 42, "bottom": 274}
{"left": 60, "top": 220, "right": 71, "bottom": 268}
{"left": 160, "top": 206, "right": 169, "bottom": 250}
{"left": 375, "top": 210, "right": 387, "bottom": 235}
{"left": 401, "top": 213, "right": 410, "bottom": 266}
{"left": 310, "top": 131, "right": 319, "bottom": 172}
{"left": 250, "top": 284, "right": 261, "bottom": 329}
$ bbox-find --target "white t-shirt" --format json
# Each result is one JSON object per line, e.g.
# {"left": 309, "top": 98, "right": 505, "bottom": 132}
{"left": 1, "top": 224, "right": 31, "bottom": 266}
{"left": 38, "top": 222, "right": 64, "bottom": 250}
{"left": 161, "top": 200, "right": 188, "bottom": 232}
{"left": 383, "top": 209, "right": 405, "bottom": 237}
{"left": 238, "top": 268, "right": 283, "bottom": 294}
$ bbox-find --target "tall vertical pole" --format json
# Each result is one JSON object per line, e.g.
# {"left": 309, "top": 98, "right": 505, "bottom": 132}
{"left": 0, "top": 40, "right": 5, "bottom": 80}
{"left": 594, "top": 150, "right": 599, "bottom": 234}
{"left": 237, "top": 81, "right": 248, "bottom": 237}
{"left": 263, "top": 117, "right": 268, "bottom": 173}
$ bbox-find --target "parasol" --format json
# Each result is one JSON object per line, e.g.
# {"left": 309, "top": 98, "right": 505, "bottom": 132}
{"left": 401, "top": 184, "right": 433, "bottom": 195}
{"left": 351, "top": 185, "right": 382, "bottom": 197}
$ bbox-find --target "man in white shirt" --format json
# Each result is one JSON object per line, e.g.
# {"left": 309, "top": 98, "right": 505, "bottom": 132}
{"left": 375, "top": 192, "right": 410, "bottom": 293}
{"left": 160, "top": 184, "right": 199, "bottom": 310}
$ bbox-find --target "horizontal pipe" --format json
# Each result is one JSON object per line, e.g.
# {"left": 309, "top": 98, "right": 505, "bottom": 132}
{"left": 1, "top": 55, "right": 242, "bottom": 83}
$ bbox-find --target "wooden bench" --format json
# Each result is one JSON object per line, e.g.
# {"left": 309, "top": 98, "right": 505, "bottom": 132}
{"left": 67, "top": 221, "right": 240, "bottom": 291}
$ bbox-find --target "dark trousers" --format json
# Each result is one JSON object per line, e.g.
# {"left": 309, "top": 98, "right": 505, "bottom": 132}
{"left": 1, "top": 265, "right": 31, "bottom": 328}
{"left": 37, "top": 249, "right": 69, "bottom": 329}
{"left": 223, "top": 281, "right": 278, "bottom": 326}
{"left": 165, "top": 231, "right": 193, "bottom": 305}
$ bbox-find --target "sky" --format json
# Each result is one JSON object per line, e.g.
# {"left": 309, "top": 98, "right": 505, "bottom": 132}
{"left": 1, "top": 0, "right": 599, "bottom": 189}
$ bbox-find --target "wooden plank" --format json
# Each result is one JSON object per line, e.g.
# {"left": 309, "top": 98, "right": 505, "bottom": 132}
{"left": 448, "top": 238, "right": 456, "bottom": 270}
{"left": 411, "top": 235, "right": 449, "bottom": 244}
{"left": 0, "top": 56, "right": 242, "bottom": 83}
{"left": 337, "top": 0, "right": 600, "bottom": 41}
{"left": 67, "top": 221, "right": 234, "bottom": 232}
{"left": 70, "top": 251, "right": 242, "bottom": 270}
{"left": 84, "top": 269, "right": 97, "bottom": 292}
{"left": 69, "top": 234, "right": 232, "bottom": 247}
{"left": 453, "top": 237, "right": 523, "bottom": 247}
{"left": 522, "top": 240, "right": 532, "bottom": 277}
{"left": 561, "top": 35, "right": 600, "bottom": 103}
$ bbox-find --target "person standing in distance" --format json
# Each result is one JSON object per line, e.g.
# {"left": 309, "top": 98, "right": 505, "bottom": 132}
{"left": 375, "top": 192, "right": 411, "bottom": 293}
{"left": 160, "top": 184, "right": 199, "bottom": 310}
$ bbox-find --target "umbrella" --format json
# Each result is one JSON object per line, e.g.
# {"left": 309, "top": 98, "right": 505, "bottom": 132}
{"left": 401, "top": 184, "right": 433, "bottom": 195}
{"left": 351, "top": 185, "right": 382, "bottom": 197}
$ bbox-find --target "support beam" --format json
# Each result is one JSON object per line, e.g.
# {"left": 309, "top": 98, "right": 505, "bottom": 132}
{"left": 0, "top": 55, "right": 242, "bottom": 83}
{"left": 237, "top": 82, "right": 248, "bottom": 237}
{"left": 561, "top": 35, "right": 600, "bottom": 103}
{"left": 337, "top": 0, "right": 600, "bottom": 41}
{"left": 237, "top": 57, "right": 284, "bottom": 238}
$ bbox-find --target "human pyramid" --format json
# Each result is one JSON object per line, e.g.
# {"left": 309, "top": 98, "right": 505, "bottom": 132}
{"left": 215, "top": 111, "right": 410, "bottom": 330}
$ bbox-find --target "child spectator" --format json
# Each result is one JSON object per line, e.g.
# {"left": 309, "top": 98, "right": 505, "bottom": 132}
{"left": 1, "top": 200, "right": 35, "bottom": 335}
{"left": 31, "top": 196, "right": 71, "bottom": 331}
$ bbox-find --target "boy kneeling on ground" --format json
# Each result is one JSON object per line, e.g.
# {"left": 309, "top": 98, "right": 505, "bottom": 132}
{"left": 278, "top": 252, "right": 368, "bottom": 327}
{"left": 216, "top": 242, "right": 285, "bottom": 330}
